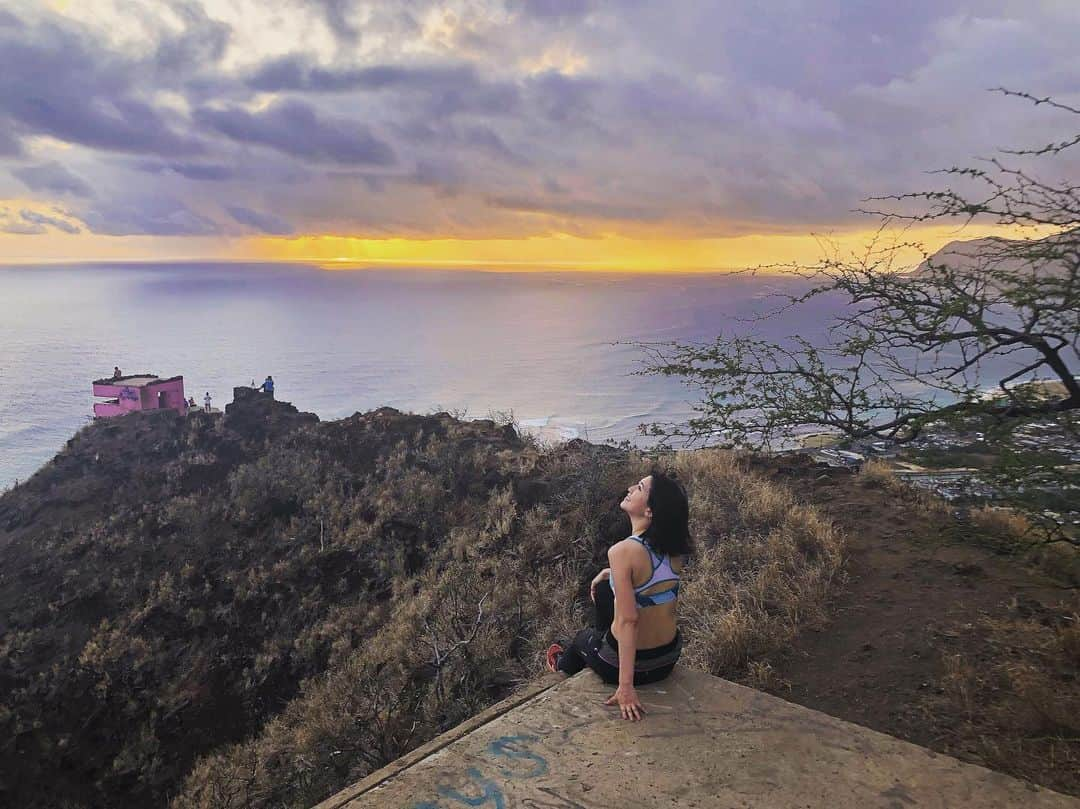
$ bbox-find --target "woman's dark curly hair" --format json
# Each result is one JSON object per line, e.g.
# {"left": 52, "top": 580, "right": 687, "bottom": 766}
{"left": 639, "top": 468, "right": 693, "bottom": 557}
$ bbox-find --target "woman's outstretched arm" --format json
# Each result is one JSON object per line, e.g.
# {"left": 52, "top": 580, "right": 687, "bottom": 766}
{"left": 605, "top": 542, "right": 645, "bottom": 721}
{"left": 590, "top": 567, "right": 611, "bottom": 601}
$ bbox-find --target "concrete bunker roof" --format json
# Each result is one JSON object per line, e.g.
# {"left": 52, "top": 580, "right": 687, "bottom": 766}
{"left": 92, "top": 374, "right": 183, "bottom": 387}
{"left": 314, "top": 668, "right": 1080, "bottom": 809}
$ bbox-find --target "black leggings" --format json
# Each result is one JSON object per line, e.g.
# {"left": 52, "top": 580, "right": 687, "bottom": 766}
{"left": 556, "top": 579, "right": 678, "bottom": 685}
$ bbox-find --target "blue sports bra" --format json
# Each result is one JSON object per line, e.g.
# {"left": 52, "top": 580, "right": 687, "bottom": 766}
{"left": 611, "top": 535, "right": 681, "bottom": 607}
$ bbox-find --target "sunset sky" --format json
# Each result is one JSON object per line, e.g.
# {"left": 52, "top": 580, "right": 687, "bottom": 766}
{"left": 1, "top": 0, "right": 1078, "bottom": 269}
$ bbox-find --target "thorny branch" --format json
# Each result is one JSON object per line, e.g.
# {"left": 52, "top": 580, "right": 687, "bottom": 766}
{"left": 421, "top": 591, "right": 490, "bottom": 702}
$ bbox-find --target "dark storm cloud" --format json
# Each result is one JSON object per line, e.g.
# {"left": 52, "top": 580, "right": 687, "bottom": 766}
{"left": 227, "top": 205, "right": 295, "bottom": 235}
{"left": 0, "top": 17, "right": 204, "bottom": 156}
{"left": 194, "top": 99, "right": 396, "bottom": 165}
{"left": 12, "top": 162, "right": 94, "bottom": 197}
{"left": 21, "top": 208, "right": 81, "bottom": 234}
{"left": 82, "top": 197, "right": 220, "bottom": 236}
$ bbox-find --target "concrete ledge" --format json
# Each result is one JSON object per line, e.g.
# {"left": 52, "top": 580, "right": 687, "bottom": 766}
{"left": 314, "top": 667, "right": 1079, "bottom": 808}
{"left": 311, "top": 675, "right": 562, "bottom": 809}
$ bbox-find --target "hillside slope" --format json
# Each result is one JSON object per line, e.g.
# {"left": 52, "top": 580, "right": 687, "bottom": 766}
{"left": 0, "top": 393, "right": 841, "bottom": 809}
{"left": 0, "top": 394, "right": 539, "bottom": 806}
{"left": 753, "top": 457, "right": 1080, "bottom": 796}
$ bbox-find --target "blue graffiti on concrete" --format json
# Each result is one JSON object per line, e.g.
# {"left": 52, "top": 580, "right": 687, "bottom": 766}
{"left": 488, "top": 734, "right": 548, "bottom": 778}
{"left": 410, "top": 734, "right": 550, "bottom": 808}
{"left": 435, "top": 768, "right": 505, "bottom": 808}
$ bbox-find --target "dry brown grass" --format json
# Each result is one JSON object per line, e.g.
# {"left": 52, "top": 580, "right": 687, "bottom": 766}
{"left": 673, "top": 450, "right": 843, "bottom": 677}
{"left": 745, "top": 659, "right": 788, "bottom": 692}
{"left": 858, "top": 458, "right": 901, "bottom": 490}
{"left": 935, "top": 610, "right": 1080, "bottom": 792}
{"left": 964, "top": 507, "right": 1078, "bottom": 582}
{"left": 1060, "top": 617, "right": 1080, "bottom": 666}
{"left": 171, "top": 446, "right": 844, "bottom": 809}
{"left": 970, "top": 505, "right": 1032, "bottom": 543}
{"left": 967, "top": 508, "right": 1080, "bottom": 586}
{"left": 171, "top": 444, "right": 632, "bottom": 809}
{"left": 941, "top": 653, "right": 977, "bottom": 719}
{"left": 857, "top": 459, "right": 947, "bottom": 516}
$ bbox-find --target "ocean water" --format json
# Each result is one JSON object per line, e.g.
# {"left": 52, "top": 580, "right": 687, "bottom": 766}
{"left": 0, "top": 262, "right": 849, "bottom": 489}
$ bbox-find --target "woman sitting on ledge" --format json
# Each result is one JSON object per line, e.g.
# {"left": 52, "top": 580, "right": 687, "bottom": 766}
{"left": 546, "top": 469, "right": 692, "bottom": 721}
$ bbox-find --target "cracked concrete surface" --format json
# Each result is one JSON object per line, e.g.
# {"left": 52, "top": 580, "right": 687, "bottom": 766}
{"left": 313, "top": 668, "right": 1079, "bottom": 808}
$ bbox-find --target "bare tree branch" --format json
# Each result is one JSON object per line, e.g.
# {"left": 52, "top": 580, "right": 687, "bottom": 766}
{"left": 638, "top": 89, "right": 1079, "bottom": 455}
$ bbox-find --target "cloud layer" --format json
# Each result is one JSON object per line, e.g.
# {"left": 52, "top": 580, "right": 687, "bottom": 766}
{"left": 1, "top": 0, "right": 1078, "bottom": 247}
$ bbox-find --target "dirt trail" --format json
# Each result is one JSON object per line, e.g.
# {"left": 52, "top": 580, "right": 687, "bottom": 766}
{"left": 754, "top": 458, "right": 1080, "bottom": 796}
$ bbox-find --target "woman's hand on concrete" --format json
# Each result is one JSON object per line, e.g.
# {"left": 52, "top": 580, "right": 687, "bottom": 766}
{"left": 605, "top": 684, "right": 645, "bottom": 721}
{"left": 590, "top": 568, "right": 611, "bottom": 602}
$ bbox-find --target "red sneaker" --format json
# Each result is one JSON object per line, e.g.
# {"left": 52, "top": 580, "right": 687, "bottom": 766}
{"left": 545, "top": 643, "right": 564, "bottom": 672}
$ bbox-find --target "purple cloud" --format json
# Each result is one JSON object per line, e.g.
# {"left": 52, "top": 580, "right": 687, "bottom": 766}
{"left": 151, "top": 2, "right": 231, "bottom": 75}
{"left": 12, "top": 161, "right": 94, "bottom": 197}
{"left": 0, "top": 207, "right": 44, "bottom": 234}
{"left": 0, "top": 18, "right": 204, "bottom": 156}
{"left": 0, "top": 206, "right": 81, "bottom": 235}
{"left": 20, "top": 208, "right": 81, "bottom": 234}
{"left": 246, "top": 57, "right": 468, "bottom": 93}
{"left": 512, "top": 0, "right": 598, "bottom": 22}
{"left": 487, "top": 193, "right": 661, "bottom": 223}
{"left": 134, "top": 161, "right": 236, "bottom": 181}
{"left": 313, "top": 0, "right": 361, "bottom": 44}
{"left": 245, "top": 56, "right": 521, "bottom": 117}
{"left": 227, "top": 205, "right": 295, "bottom": 235}
{"left": 0, "top": 123, "right": 21, "bottom": 156}
{"left": 83, "top": 197, "right": 219, "bottom": 236}
{"left": 194, "top": 99, "right": 396, "bottom": 166}
{"left": 1, "top": 0, "right": 1077, "bottom": 244}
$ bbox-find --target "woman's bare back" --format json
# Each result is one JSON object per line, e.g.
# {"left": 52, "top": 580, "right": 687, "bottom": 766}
{"left": 610, "top": 539, "right": 683, "bottom": 648}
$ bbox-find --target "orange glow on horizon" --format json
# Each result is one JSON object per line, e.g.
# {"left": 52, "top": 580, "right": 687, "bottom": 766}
{"left": 0, "top": 210, "right": 1057, "bottom": 270}
{"left": 245, "top": 223, "right": 1056, "bottom": 273}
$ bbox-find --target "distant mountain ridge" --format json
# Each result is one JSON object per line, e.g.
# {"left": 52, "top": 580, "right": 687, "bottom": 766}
{"left": 911, "top": 228, "right": 1077, "bottom": 279}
